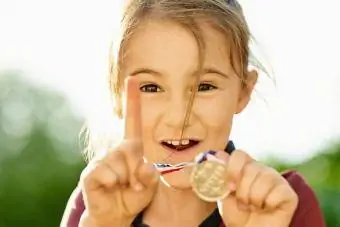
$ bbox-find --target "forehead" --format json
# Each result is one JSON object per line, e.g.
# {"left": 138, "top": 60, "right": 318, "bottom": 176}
{"left": 122, "top": 20, "right": 233, "bottom": 73}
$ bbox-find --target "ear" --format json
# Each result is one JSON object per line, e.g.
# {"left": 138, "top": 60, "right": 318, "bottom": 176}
{"left": 235, "top": 69, "right": 258, "bottom": 114}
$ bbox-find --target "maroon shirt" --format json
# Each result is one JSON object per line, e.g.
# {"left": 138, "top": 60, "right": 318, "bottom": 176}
{"left": 61, "top": 170, "right": 326, "bottom": 227}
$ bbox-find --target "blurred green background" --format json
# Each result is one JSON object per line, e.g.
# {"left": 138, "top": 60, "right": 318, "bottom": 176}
{"left": 1, "top": 71, "right": 339, "bottom": 227}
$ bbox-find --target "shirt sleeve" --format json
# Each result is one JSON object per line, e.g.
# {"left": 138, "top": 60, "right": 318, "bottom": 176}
{"left": 60, "top": 186, "right": 85, "bottom": 227}
{"left": 282, "top": 171, "right": 326, "bottom": 227}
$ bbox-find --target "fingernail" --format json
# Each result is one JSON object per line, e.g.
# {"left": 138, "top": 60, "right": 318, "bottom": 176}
{"left": 134, "top": 182, "right": 144, "bottom": 191}
{"left": 214, "top": 151, "right": 229, "bottom": 164}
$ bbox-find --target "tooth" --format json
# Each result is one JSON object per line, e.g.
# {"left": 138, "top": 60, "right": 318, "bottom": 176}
{"left": 171, "top": 140, "right": 180, "bottom": 146}
{"left": 166, "top": 140, "right": 172, "bottom": 144}
{"left": 181, "top": 140, "right": 189, "bottom": 145}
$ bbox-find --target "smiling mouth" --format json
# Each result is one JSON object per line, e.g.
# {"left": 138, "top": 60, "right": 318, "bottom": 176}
{"left": 161, "top": 139, "right": 200, "bottom": 151}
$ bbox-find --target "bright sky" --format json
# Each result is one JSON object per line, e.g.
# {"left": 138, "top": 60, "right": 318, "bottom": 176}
{"left": 0, "top": 0, "right": 339, "bottom": 163}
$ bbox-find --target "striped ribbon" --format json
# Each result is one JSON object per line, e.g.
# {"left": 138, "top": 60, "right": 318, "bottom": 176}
{"left": 154, "top": 150, "right": 224, "bottom": 175}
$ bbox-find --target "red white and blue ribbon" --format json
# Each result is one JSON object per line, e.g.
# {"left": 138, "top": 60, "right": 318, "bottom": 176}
{"left": 153, "top": 162, "right": 195, "bottom": 175}
{"left": 154, "top": 150, "right": 224, "bottom": 175}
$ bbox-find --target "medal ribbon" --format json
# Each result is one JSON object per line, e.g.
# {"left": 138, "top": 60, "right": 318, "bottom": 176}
{"left": 154, "top": 150, "right": 224, "bottom": 175}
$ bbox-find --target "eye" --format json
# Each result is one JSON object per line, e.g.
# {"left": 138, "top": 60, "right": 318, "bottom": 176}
{"left": 197, "top": 83, "right": 217, "bottom": 92}
{"left": 140, "top": 83, "right": 163, "bottom": 93}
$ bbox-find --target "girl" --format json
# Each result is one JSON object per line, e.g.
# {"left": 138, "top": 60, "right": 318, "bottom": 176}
{"left": 61, "top": 0, "right": 326, "bottom": 226}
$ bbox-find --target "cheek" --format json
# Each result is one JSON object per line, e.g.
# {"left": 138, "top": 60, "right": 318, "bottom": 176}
{"left": 194, "top": 93, "right": 237, "bottom": 132}
{"left": 195, "top": 91, "right": 237, "bottom": 141}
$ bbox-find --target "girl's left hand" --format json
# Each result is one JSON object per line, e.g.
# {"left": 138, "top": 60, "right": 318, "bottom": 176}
{"left": 217, "top": 150, "right": 298, "bottom": 227}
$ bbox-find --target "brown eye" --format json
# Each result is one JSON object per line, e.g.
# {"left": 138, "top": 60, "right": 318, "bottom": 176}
{"left": 197, "top": 83, "right": 217, "bottom": 92}
{"left": 140, "top": 84, "right": 163, "bottom": 93}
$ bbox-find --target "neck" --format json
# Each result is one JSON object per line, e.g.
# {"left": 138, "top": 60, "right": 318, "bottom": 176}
{"left": 143, "top": 183, "right": 216, "bottom": 227}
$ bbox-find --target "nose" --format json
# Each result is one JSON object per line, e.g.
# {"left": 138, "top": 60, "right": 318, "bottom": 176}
{"left": 163, "top": 94, "right": 194, "bottom": 130}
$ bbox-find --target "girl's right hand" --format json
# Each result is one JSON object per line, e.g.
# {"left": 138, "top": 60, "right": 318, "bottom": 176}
{"left": 78, "top": 77, "right": 159, "bottom": 227}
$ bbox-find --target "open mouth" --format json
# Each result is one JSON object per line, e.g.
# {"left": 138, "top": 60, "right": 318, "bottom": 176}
{"left": 161, "top": 139, "right": 200, "bottom": 151}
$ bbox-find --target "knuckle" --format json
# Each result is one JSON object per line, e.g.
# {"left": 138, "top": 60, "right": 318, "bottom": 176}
{"left": 291, "top": 191, "right": 299, "bottom": 208}
{"left": 251, "top": 193, "right": 264, "bottom": 207}
{"left": 265, "top": 199, "right": 276, "bottom": 210}
{"left": 107, "top": 149, "right": 123, "bottom": 160}
{"left": 266, "top": 184, "right": 286, "bottom": 207}
{"left": 236, "top": 189, "right": 248, "bottom": 204}
{"left": 233, "top": 161, "right": 256, "bottom": 186}
{"left": 118, "top": 139, "right": 143, "bottom": 152}
{"left": 106, "top": 148, "right": 129, "bottom": 165}
{"left": 232, "top": 149, "right": 252, "bottom": 162}
{"left": 80, "top": 163, "right": 98, "bottom": 186}
{"left": 236, "top": 182, "right": 250, "bottom": 202}
{"left": 228, "top": 151, "right": 253, "bottom": 178}
{"left": 283, "top": 183, "right": 297, "bottom": 199}
{"left": 129, "top": 139, "right": 143, "bottom": 150}
{"left": 261, "top": 168, "right": 277, "bottom": 182}
{"left": 244, "top": 161, "right": 257, "bottom": 175}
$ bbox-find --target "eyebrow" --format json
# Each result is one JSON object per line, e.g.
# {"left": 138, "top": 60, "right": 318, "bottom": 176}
{"left": 129, "top": 67, "right": 230, "bottom": 79}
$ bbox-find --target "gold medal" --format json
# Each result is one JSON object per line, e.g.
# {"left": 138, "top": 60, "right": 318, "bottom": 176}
{"left": 190, "top": 159, "right": 230, "bottom": 202}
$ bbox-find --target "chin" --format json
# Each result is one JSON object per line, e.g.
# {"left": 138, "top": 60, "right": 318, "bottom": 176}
{"left": 160, "top": 168, "right": 193, "bottom": 190}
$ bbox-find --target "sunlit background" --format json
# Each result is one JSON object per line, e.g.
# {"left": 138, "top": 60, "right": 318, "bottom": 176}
{"left": 1, "top": 0, "right": 339, "bottom": 226}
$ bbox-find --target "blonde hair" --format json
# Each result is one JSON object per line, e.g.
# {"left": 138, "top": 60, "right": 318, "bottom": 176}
{"left": 82, "top": 0, "right": 270, "bottom": 161}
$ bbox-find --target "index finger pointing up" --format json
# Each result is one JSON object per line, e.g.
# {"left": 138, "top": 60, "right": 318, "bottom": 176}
{"left": 124, "top": 76, "right": 142, "bottom": 140}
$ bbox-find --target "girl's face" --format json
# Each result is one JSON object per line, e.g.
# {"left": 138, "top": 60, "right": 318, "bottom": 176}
{"left": 123, "top": 20, "right": 257, "bottom": 188}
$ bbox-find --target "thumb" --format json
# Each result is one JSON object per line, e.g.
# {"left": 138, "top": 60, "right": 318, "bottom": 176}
{"left": 128, "top": 162, "right": 159, "bottom": 212}
{"left": 134, "top": 161, "right": 159, "bottom": 192}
